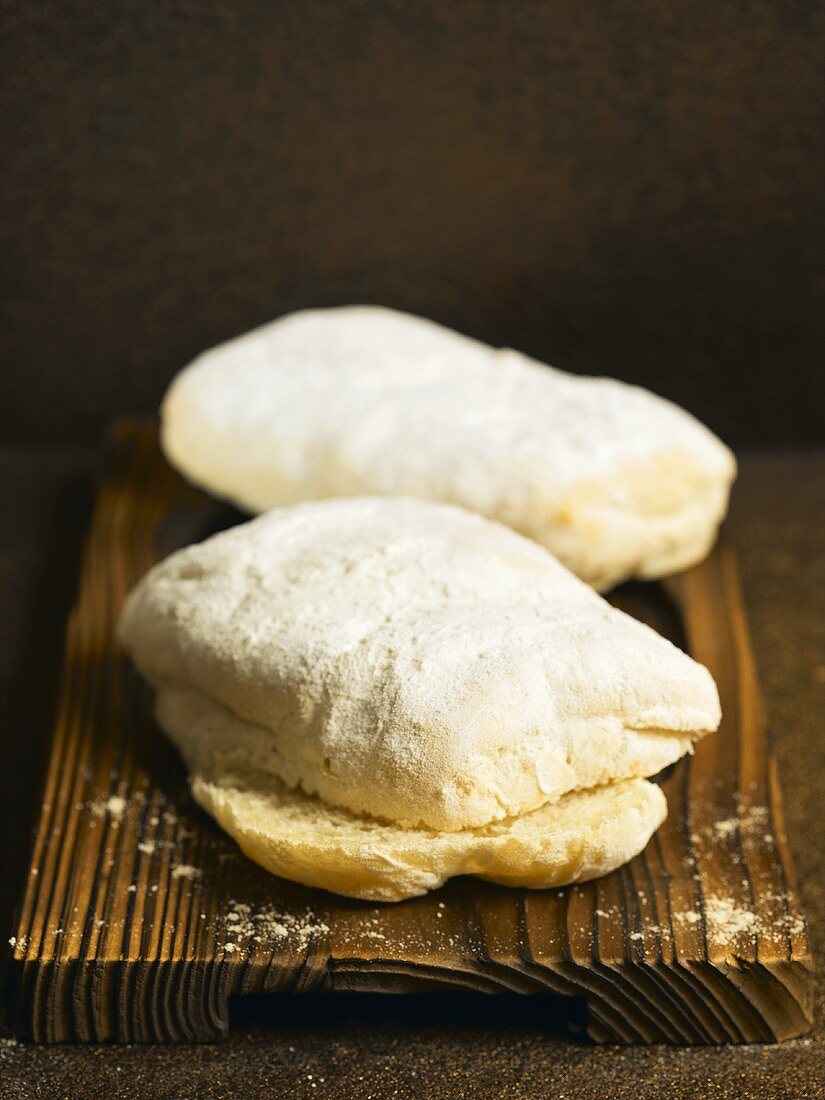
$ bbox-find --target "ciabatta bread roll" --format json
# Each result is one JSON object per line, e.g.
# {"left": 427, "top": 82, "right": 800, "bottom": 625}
{"left": 118, "top": 498, "right": 719, "bottom": 899}
{"left": 160, "top": 307, "right": 736, "bottom": 590}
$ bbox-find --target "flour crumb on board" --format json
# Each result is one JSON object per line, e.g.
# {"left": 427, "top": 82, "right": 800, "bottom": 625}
{"left": 106, "top": 795, "right": 127, "bottom": 822}
{"left": 625, "top": 893, "right": 805, "bottom": 946}
{"left": 89, "top": 795, "right": 128, "bottom": 823}
{"left": 220, "top": 901, "right": 330, "bottom": 956}
{"left": 674, "top": 910, "right": 702, "bottom": 926}
{"left": 690, "top": 804, "right": 772, "bottom": 852}
{"left": 703, "top": 896, "right": 757, "bottom": 937}
{"left": 170, "top": 864, "right": 201, "bottom": 880}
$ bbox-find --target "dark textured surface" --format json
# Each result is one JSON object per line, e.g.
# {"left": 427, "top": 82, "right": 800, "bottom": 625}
{"left": 1, "top": 446, "right": 823, "bottom": 1097}
{"left": 3, "top": 0, "right": 825, "bottom": 448}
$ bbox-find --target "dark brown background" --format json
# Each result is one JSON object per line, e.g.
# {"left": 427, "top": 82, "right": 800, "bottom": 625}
{"left": 2, "top": 4, "right": 825, "bottom": 1096}
{"left": 2, "top": 0, "right": 824, "bottom": 447}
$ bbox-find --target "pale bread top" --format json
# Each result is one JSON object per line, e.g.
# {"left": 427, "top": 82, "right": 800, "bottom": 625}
{"left": 160, "top": 306, "right": 736, "bottom": 589}
{"left": 118, "top": 497, "right": 720, "bottom": 833}
{"left": 158, "top": 679, "right": 667, "bottom": 901}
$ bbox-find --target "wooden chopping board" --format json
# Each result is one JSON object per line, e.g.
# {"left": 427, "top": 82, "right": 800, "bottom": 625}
{"left": 5, "top": 421, "right": 814, "bottom": 1044}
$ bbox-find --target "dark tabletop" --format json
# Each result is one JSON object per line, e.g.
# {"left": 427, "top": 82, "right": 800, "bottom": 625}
{"left": 1, "top": 446, "right": 823, "bottom": 1100}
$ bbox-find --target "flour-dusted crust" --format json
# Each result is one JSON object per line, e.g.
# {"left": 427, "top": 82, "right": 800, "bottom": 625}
{"left": 158, "top": 682, "right": 668, "bottom": 902}
{"left": 161, "top": 306, "right": 736, "bottom": 589}
{"left": 118, "top": 498, "right": 719, "bottom": 835}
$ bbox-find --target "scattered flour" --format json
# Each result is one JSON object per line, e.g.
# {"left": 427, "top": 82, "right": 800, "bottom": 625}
{"left": 621, "top": 891, "right": 806, "bottom": 948}
{"left": 690, "top": 805, "right": 772, "bottom": 851}
{"left": 170, "top": 864, "right": 202, "bottom": 880}
{"left": 711, "top": 818, "right": 738, "bottom": 840}
{"left": 674, "top": 910, "right": 702, "bottom": 926}
{"left": 89, "top": 795, "right": 128, "bottom": 822}
{"left": 219, "top": 901, "right": 330, "bottom": 956}
{"left": 704, "top": 896, "right": 758, "bottom": 938}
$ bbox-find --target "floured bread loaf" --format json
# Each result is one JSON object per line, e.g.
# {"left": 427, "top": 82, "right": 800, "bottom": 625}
{"left": 118, "top": 498, "right": 720, "bottom": 899}
{"left": 161, "top": 306, "right": 736, "bottom": 590}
